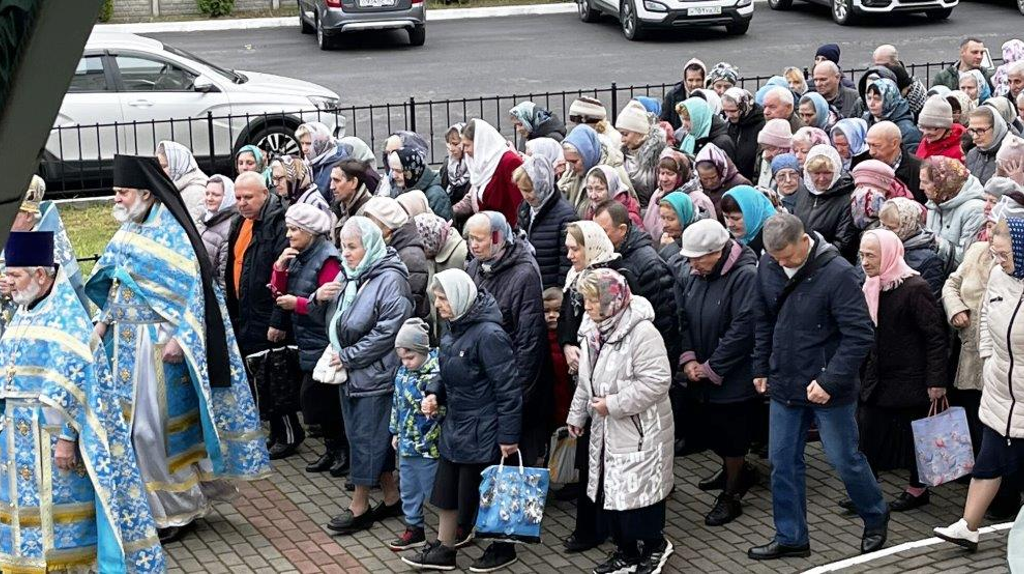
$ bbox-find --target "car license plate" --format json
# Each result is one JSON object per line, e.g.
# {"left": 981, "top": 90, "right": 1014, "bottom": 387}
{"left": 359, "top": 0, "right": 396, "bottom": 6}
{"left": 688, "top": 6, "right": 722, "bottom": 15}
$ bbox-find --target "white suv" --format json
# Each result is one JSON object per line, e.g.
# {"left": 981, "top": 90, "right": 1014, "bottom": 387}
{"left": 45, "top": 30, "right": 344, "bottom": 192}
{"left": 767, "top": 0, "right": 956, "bottom": 25}
{"left": 577, "top": 0, "right": 753, "bottom": 40}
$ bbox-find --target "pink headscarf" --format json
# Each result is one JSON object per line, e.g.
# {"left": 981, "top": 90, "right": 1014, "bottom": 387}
{"left": 861, "top": 228, "right": 919, "bottom": 325}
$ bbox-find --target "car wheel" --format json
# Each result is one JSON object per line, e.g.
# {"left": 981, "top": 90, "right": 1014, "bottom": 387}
{"left": 249, "top": 124, "right": 302, "bottom": 158}
{"left": 924, "top": 7, "right": 953, "bottom": 19}
{"left": 831, "top": 0, "right": 857, "bottom": 25}
{"left": 767, "top": 0, "right": 793, "bottom": 10}
{"left": 408, "top": 26, "right": 426, "bottom": 46}
{"left": 1018, "top": 0, "right": 1024, "bottom": 16}
{"left": 725, "top": 20, "right": 749, "bottom": 34}
{"left": 316, "top": 14, "right": 335, "bottom": 50}
{"left": 620, "top": 0, "right": 646, "bottom": 41}
{"left": 578, "top": 0, "right": 600, "bottom": 22}
{"left": 299, "top": 2, "right": 315, "bottom": 34}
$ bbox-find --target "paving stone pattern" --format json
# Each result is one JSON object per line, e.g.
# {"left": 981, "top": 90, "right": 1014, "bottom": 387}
{"left": 164, "top": 437, "right": 1011, "bottom": 573}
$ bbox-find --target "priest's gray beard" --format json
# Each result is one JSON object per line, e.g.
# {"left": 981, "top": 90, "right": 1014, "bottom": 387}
{"left": 12, "top": 279, "right": 41, "bottom": 307}
{"left": 113, "top": 199, "right": 151, "bottom": 223}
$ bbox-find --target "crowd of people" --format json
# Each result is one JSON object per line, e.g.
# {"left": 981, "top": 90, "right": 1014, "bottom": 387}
{"left": 3, "top": 35, "right": 1024, "bottom": 574}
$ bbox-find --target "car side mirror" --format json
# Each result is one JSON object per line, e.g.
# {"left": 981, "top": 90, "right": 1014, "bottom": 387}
{"left": 194, "top": 77, "right": 219, "bottom": 93}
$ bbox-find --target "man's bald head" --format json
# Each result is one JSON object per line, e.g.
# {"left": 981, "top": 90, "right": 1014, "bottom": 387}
{"left": 235, "top": 171, "right": 269, "bottom": 220}
{"left": 873, "top": 45, "right": 899, "bottom": 66}
{"left": 812, "top": 61, "right": 842, "bottom": 99}
{"left": 866, "top": 121, "right": 903, "bottom": 166}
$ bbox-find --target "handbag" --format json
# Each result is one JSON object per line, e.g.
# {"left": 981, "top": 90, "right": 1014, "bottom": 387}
{"left": 245, "top": 346, "right": 302, "bottom": 419}
{"left": 312, "top": 347, "right": 347, "bottom": 385}
{"left": 547, "top": 427, "right": 578, "bottom": 486}
{"left": 475, "top": 454, "right": 550, "bottom": 544}
{"left": 911, "top": 398, "right": 975, "bottom": 487}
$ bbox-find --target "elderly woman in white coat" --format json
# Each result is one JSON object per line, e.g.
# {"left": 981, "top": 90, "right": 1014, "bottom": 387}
{"left": 156, "top": 140, "right": 208, "bottom": 224}
{"left": 567, "top": 268, "right": 674, "bottom": 574}
{"left": 935, "top": 217, "right": 1024, "bottom": 551}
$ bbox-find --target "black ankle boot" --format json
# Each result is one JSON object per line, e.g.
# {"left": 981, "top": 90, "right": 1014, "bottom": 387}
{"left": 330, "top": 447, "right": 351, "bottom": 477}
{"left": 307, "top": 439, "right": 339, "bottom": 473}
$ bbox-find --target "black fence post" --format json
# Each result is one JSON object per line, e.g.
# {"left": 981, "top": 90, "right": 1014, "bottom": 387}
{"left": 409, "top": 97, "right": 417, "bottom": 133}
{"left": 611, "top": 82, "right": 618, "bottom": 123}
{"left": 206, "top": 111, "right": 216, "bottom": 175}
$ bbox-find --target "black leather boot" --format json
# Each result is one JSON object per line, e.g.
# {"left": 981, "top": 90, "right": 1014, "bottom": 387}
{"left": 330, "top": 446, "right": 351, "bottom": 477}
{"left": 306, "top": 439, "right": 338, "bottom": 473}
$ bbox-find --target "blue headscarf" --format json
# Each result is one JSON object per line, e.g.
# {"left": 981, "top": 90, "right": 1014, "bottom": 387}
{"left": 831, "top": 118, "right": 869, "bottom": 169}
{"left": 868, "top": 78, "right": 906, "bottom": 120}
{"left": 563, "top": 125, "right": 602, "bottom": 172}
{"left": 236, "top": 144, "right": 272, "bottom": 187}
{"left": 755, "top": 76, "right": 791, "bottom": 106}
{"left": 800, "top": 92, "right": 830, "bottom": 130}
{"left": 770, "top": 153, "right": 800, "bottom": 176}
{"left": 723, "top": 186, "right": 777, "bottom": 245}
{"left": 677, "top": 98, "right": 713, "bottom": 154}
{"left": 329, "top": 216, "right": 388, "bottom": 352}
{"left": 659, "top": 192, "right": 697, "bottom": 229}
{"left": 1007, "top": 217, "right": 1024, "bottom": 279}
{"left": 635, "top": 96, "right": 662, "bottom": 117}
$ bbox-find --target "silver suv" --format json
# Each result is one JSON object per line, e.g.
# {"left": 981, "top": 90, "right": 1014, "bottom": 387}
{"left": 298, "top": 0, "right": 426, "bottom": 49}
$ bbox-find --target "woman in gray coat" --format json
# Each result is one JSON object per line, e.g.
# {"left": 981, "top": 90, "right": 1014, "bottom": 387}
{"left": 567, "top": 269, "right": 674, "bottom": 574}
{"left": 200, "top": 175, "right": 237, "bottom": 289}
{"left": 311, "top": 216, "right": 414, "bottom": 536}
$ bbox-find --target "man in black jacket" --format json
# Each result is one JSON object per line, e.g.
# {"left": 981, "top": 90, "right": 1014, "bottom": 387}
{"left": 747, "top": 214, "right": 887, "bottom": 561}
{"left": 866, "top": 122, "right": 923, "bottom": 203}
{"left": 660, "top": 58, "right": 707, "bottom": 130}
{"left": 813, "top": 61, "right": 860, "bottom": 120}
{"left": 226, "top": 172, "right": 302, "bottom": 459}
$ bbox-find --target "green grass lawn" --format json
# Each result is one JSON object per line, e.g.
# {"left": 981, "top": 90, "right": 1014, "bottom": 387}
{"left": 60, "top": 203, "right": 120, "bottom": 278}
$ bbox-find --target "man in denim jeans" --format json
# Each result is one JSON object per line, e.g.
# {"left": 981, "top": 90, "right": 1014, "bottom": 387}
{"left": 747, "top": 214, "right": 889, "bottom": 560}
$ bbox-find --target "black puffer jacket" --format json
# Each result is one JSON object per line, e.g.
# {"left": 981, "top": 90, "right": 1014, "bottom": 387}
{"left": 694, "top": 115, "right": 737, "bottom": 160}
{"left": 427, "top": 290, "right": 522, "bottom": 464}
{"left": 389, "top": 221, "right": 431, "bottom": 320}
{"left": 903, "top": 231, "right": 946, "bottom": 301}
{"left": 674, "top": 241, "right": 760, "bottom": 404}
{"left": 728, "top": 105, "right": 766, "bottom": 181}
{"left": 614, "top": 225, "right": 679, "bottom": 365}
{"left": 466, "top": 237, "right": 547, "bottom": 417}
{"left": 226, "top": 193, "right": 290, "bottom": 355}
{"left": 794, "top": 175, "right": 859, "bottom": 262}
{"left": 517, "top": 193, "right": 578, "bottom": 290}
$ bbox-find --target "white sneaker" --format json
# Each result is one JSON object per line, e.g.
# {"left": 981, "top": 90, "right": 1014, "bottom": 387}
{"left": 934, "top": 519, "right": 979, "bottom": 551}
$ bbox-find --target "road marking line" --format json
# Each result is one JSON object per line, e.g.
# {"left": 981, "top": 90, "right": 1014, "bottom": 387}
{"left": 802, "top": 522, "right": 1014, "bottom": 573}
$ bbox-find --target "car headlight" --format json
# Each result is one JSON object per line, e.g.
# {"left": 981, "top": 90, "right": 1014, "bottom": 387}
{"left": 309, "top": 95, "right": 340, "bottom": 110}
{"left": 643, "top": 0, "right": 668, "bottom": 11}
{"left": 737, "top": 0, "right": 752, "bottom": 6}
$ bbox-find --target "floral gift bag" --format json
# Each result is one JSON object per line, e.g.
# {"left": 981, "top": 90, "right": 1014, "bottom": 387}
{"left": 475, "top": 455, "right": 550, "bottom": 544}
{"left": 912, "top": 398, "right": 975, "bottom": 487}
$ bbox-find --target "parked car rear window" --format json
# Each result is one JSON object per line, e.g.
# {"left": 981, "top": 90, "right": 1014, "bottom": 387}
{"left": 68, "top": 56, "right": 107, "bottom": 92}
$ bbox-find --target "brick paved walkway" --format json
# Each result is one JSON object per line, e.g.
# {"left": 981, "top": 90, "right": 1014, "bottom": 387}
{"left": 164, "top": 437, "right": 1013, "bottom": 573}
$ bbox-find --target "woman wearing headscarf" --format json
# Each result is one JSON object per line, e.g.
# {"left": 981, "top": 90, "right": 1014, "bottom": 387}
{"left": 674, "top": 219, "right": 760, "bottom": 527}
{"left": 439, "top": 123, "right": 471, "bottom": 206}
{"left": 569, "top": 96, "right": 622, "bottom": 149}
{"left": 583, "top": 165, "right": 643, "bottom": 228}
{"left": 453, "top": 119, "right": 524, "bottom": 227}
{"left": 796, "top": 144, "right": 858, "bottom": 261}
{"left": 312, "top": 216, "right": 413, "bottom": 536}
{"left": 993, "top": 39, "right": 1024, "bottom": 98}
{"left": 235, "top": 144, "right": 269, "bottom": 180}
{"left": 921, "top": 156, "right": 986, "bottom": 271}
{"left": 998, "top": 135, "right": 1024, "bottom": 187}
{"left": 402, "top": 269, "right": 521, "bottom": 572}
{"left": 655, "top": 191, "right": 700, "bottom": 261}
{"left": 298, "top": 122, "right": 350, "bottom": 202}
{"left": 858, "top": 229, "right": 947, "bottom": 512}
{"left": 616, "top": 100, "right": 666, "bottom": 208}
{"left": 831, "top": 118, "right": 871, "bottom": 171}
{"left": 339, "top": 136, "right": 376, "bottom": 169}
{"left": 967, "top": 107, "right": 1011, "bottom": 186}
{"left": 643, "top": 149, "right": 713, "bottom": 240}
{"left": 722, "top": 88, "right": 765, "bottom": 181}
{"left": 676, "top": 97, "right": 735, "bottom": 159}
{"left": 959, "top": 69, "right": 992, "bottom": 106}
{"left": 935, "top": 217, "right": 1024, "bottom": 551}
{"left": 509, "top": 101, "right": 566, "bottom": 151}
{"left": 720, "top": 185, "right": 778, "bottom": 256}
{"left": 798, "top": 92, "right": 837, "bottom": 132}
{"left": 791, "top": 126, "right": 830, "bottom": 169}
{"left": 754, "top": 118, "right": 793, "bottom": 188}
{"left": 396, "top": 189, "right": 432, "bottom": 218}
{"left": 863, "top": 78, "right": 923, "bottom": 154}
{"left": 771, "top": 153, "right": 803, "bottom": 213}
{"left": 156, "top": 140, "right": 208, "bottom": 224}
{"left": 270, "top": 204, "right": 346, "bottom": 477}
{"left": 514, "top": 155, "right": 578, "bottom": 289}
{"left": 878, "top": 197, "right": 945, "bottom": 300}
{"left": 566, "top": 269, "right": 674, "bottom": 574}
{"left": 526, "top": 137, "right": 567, "bottom": 178}
{"left": 414, "top": 213, "right": 467, "bottom": 340}
{"left": 200, "top": 174, "right": 237, "bottom": 288}
{"left": 849, "top": 159, "right": 913, "bottom": 231}
{"left": 916, "top": 95, "right": 967, "bottom": 163}
{"left": 388, "top": 148, "right": 453, "bottom": 220}
{"left": 363, "top": 197, "right": 430, "bottom": 321}
{"left": 270, "top": 155, "right": 333, "bottom": 215}
{"left": 560, "top": 125, "right": 636, "bottom": 218}
{"left": 694, "top": 143, "right": 752, "bottom": 219}
{"left": 985, "top": 97, "right": 1024, "bottom": 136}
{"left": 707, "top": 62, "right": 740, "bottom": 95}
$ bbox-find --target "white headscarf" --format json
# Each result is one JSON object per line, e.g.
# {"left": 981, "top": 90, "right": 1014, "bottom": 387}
{"left": 156, "top": 140, "right": 200, "bottom": 183}
{"left": 563, "top": 220, "right": 621, "bottom": 292}
{"left": 431, "top": 268, "right": 479, "bottom": 321}
{"left": 526, "top": 137, "right": 565, "bottom": 166}
{"left": 466, "top": 119, "right": 511, "bottom": 200}
{"left": 803, "top": 144, "right": 843, "bottom": 195}
{"left": 204, "top": 174, "right": 236, "bottom": 222}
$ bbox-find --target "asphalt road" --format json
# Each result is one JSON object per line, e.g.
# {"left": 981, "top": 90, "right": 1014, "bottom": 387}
{"left": 149, "top": 0, "right": 1023, "bottom": 106}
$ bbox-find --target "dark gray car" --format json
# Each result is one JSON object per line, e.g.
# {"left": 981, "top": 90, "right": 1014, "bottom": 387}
{"left": 298, "top": 0, "right": 426, "bottom": 49}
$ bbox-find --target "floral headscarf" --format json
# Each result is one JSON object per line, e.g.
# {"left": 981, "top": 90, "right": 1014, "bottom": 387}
{"left": 579, "top": 268, "right": 633, "bottom": 347}
{"left": 510, "top": 102, "right": 555, "bottom": 137}
{"left": 270, "top": 155, "right": 314, "bottom": 200}
{"left": 522, "top": 154, "right": 556, "bottom": 211}
{"left": 882, "top": 197, "right": 926, "bottom": 241}
{"left": 564, "top": 220, "right": 620, "bottom": 292}
{"left": 301, "top": 121, "right": 341, "bottom": 167}
{"left": 994, "top": 39, "right": 1024, "bottom": 98}
{"left": 793, "top": 126, "right": 831, "bottom": 150}
{"left": 861, "top": 228, "right": 919, "bottom": 325}
{"left": 803, "top": 144, "right": 843, "bottom": 195}
{"left": 1006, "top": 217, "right": 1024, "bottom": 280}
{"left": 850, "top": 188, "right": 886, "bottom": 230}
{"left": 924, "top": 156, "right": 970, "bottom": 204}
{"left": 415, "top": 213, "right": 452, "bottom": 259}
{"left": 867, "top": 78, "right": 903, "bottom": 119}
{"left": 390, "top": 147, "right": 427, "bottom": 188}
{"left": 959, "top": 69, "right": 992, "bottom": 103}
{"left": 722, "top": 87, "right": 753, "bottom": 117}
{"left": 526, "top": 137, "right": 565, "bottom": 166}
{"left": 707, "top": 62, "right": 740, "bottom": 89}
{"left": 156, "top": 140, "right": 200, "bottom": 183}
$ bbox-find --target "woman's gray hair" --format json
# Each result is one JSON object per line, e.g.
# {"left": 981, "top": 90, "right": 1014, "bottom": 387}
{"left": 339, "top": 217, "right": 366, "bottom": 242}
{"left": 763, "top": 213, "right": 806, "bottom": 253}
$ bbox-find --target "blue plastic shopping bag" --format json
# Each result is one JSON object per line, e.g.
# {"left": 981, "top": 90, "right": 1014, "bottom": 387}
{"left": 475, "top": 455, "right": 550, "bottom": 544}
{"left": 911, "top": 399, "right": 975, "bottom": 487}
